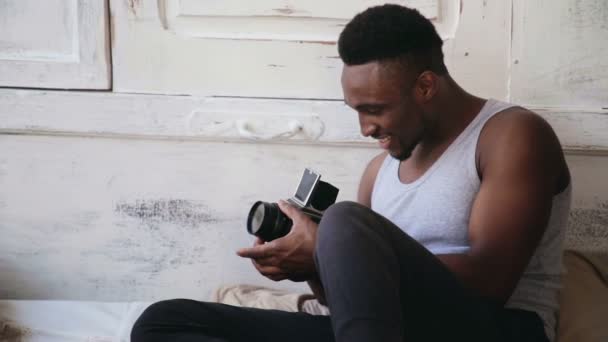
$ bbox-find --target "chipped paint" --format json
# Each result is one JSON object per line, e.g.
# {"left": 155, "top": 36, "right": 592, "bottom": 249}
{"left": 0, "top": 323, "right": 31, "bottom": 340}
{"left": 115, "top": 199, "right": 218, "bottom": 229}
{"left": 271, "top": 5, "right": 310, "bottom": 16}
{"left": 273, "top": 7, "right": 296, "bottom": 15}
{"left": 127, "top": 0, "right": 142, "bottom": 16}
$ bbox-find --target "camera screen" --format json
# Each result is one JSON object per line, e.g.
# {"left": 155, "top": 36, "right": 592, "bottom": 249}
{"left": 294, "top": 169, "right": 319, "bottom": 204}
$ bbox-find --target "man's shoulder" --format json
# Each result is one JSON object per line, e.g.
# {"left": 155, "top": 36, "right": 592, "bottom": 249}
{"left": 368, "top": 151, "right": 389, "bottom": 168}
{"left": 479, "top": 106, "right": 560, "bottom": 156}
{"left": 357, "top": 151, "right": 388, "bottom": 207}
{"left": 484, "top": 106, "right": 549, "bottom": 134}
{"left": 362, "top": 151, "right": 389, "bottom": 186}
{"left": 477, "top": 105, "right": 569, "bottom": 190}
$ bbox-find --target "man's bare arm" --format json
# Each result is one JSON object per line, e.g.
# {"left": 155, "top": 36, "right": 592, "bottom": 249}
{"left": 437, "top": 110, "right": 569, "bottom": 303}
{"left": 357, "top": 152, "right": 388, "bottom": 207}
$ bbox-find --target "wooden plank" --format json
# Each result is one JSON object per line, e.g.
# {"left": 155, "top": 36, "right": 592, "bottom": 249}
{"left": 1, "top": 89, "right": 607, "bottom": 153}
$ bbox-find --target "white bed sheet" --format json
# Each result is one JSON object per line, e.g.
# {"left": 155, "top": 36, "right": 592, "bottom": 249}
{"left": 0, "top": 300, "right": 152, "bottom": 342}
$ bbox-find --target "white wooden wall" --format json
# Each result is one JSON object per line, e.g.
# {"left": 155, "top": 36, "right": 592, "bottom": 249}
{"left": 0, "top": 0, "right": 607, "bottom": 301}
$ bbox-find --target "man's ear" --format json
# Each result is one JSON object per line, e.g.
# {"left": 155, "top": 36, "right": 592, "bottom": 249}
{"left": 414, "top": 71, "right": 439, "bottom": 102}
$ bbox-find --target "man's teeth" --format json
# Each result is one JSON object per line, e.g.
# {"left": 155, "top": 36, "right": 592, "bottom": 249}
{"left": 378, "top": 136, "right": 390, "bottom": 143}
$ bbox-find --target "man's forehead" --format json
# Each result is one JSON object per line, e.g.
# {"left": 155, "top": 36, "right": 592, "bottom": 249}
{"left": 342, "top": 60, "right": 411, "bottom": 86}
{"left": 341, "top": 63, "right": 404, "bottom": 107}
{"left": 342, "top": 62, "right": 380, "bottom": 82}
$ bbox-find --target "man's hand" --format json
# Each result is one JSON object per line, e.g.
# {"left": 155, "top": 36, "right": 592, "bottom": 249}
{"left": 237, "top": 200, "right": 318, "bottom": 282}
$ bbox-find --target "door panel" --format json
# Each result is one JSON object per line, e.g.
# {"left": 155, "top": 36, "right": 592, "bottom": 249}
{"left": 112, "top": 0, "right": 467, "bottom": 98}
{"left": 0, "top": 0, "right": 111, "bottom": 89}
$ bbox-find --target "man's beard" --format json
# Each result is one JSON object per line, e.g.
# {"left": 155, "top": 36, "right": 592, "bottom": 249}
{"left": 391, "top": 149, "right": 412, "bottom": 161}
{"left": 390, "top": 137, "right": 419, "bottom": 161}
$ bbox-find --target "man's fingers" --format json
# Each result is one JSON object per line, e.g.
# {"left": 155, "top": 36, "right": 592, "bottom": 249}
{"left": 278, "top": 200, "right": 305, "bottom": 221}
{"left": 252, "top": 260, "right": 287, "bottom": 281}
{"left": 236, "top": 243, "right": 272, "bottom": 259}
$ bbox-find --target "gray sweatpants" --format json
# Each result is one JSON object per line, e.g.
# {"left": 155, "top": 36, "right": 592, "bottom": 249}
{"left": 131, "top": 201, "right": 548, "bottom": 342}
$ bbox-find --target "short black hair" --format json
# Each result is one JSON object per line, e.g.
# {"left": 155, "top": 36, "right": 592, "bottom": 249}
{"left": 338, "top": 4, "right": 448, "bottom": 75}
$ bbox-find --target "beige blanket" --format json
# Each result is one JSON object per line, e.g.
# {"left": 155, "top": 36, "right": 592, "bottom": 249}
{"left": 211, "top": 284, "right": 330, "bottom": 315}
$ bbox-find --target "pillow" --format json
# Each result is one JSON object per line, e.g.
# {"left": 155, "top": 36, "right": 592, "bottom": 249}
{"left": 556, "top": 250, "right": 608, "bottom": 342}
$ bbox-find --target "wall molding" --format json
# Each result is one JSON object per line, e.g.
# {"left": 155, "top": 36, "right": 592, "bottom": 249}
{"left": 1, "top": 89, "right": 607, "bottom": 155}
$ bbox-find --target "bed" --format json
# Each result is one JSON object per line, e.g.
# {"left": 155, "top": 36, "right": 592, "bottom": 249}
{"left": 0, "top": 301, "right": 150, "bottom": 342}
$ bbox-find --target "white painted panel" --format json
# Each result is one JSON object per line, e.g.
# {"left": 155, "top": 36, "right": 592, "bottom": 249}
{"left": 176, "top": 0, "right": 439, "bottom": 18}
{"left": 112, "top": 0, "right": 471, "bottom": 98}
{"left": 161, "top": 0, "right": 441, "bottom": 42}
{"left": 533, "top": 108, "right": 608, "bottom": 152}
{"left": 511, "top": 0, "right": 608, "bottom": 109}
{"left": 0, "top": 0, "right": 76, "bottom": 62}
{"left": 0, "top": 134, "right": 377, "bottom": 300}
{"left": 2, "top": 90, "right": 606, "bottom": 152}
{"left": 442, "top": 0, "right": 511, "bottom": 101}
{"left": 0, "top": 89, "right": 362, "bottom": 145}
{"left": 0, "top": 0, "right": 110, "bottom": 89}
{"left": 0, "top": 134, "right": 606, "bottom": 300}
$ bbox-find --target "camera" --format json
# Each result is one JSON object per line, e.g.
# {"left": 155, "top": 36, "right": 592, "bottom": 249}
{"left": 246, "top": 168, "right": 339, "bottom": 241}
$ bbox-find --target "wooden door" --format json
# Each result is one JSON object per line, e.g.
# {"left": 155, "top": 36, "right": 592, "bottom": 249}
{"left": 111, "top": 0, "right": 459, "bottom": 98}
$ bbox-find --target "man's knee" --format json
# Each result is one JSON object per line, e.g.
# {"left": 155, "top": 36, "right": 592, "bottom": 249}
{"left": 323, "top": 200, "right": 367, "bottom": 219}
{"left": 131, "top": 299, "right": 211, "bottom": 341}
{"left": 319, "top": 200, "right": 370, "bottom": 232}
{"left": 316, "top": 201, "right": 371, "bottom": 255}
{"left": 132, "top": 300, "right": 178, "bottom": 341}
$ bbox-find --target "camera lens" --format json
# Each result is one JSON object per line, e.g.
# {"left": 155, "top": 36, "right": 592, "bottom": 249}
{"left": 247, "top": 201, "right": 292, "bottom": 241}
{"left": 249, "top": 203, "right": 266, "bottom": 235}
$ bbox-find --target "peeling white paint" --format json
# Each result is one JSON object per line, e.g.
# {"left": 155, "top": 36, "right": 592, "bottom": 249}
{"left": 0, "top": 134, "right": 374, "bottom": 300}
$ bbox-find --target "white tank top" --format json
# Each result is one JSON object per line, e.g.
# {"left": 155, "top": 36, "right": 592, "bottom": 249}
{"left": 371, "top": 99, "right": 571, "bottom": 341}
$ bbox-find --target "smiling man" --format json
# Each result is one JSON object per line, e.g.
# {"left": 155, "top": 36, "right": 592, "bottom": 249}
{"left": 132, "top": 4, "right": 571, "bottom": 342}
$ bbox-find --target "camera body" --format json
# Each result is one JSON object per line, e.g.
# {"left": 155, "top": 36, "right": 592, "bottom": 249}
{"left": 247, "top": 168, "right": 339, "bottom": 241}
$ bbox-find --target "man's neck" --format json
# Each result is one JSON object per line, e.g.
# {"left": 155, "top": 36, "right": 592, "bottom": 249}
{"left": 417, "top": 77, "right": 486, "bottom": 156}
{"left": 412, "top": 76, "right": 486, "bottom": 160}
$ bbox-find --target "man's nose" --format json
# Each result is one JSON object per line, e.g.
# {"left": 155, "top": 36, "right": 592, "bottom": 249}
{"left": 359, "top": 115, "right": 377, "bottom": 137}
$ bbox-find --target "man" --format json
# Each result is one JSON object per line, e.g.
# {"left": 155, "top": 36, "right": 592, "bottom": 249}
{"left": 131, "top": 4, "right": 571, "bottom": 342}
